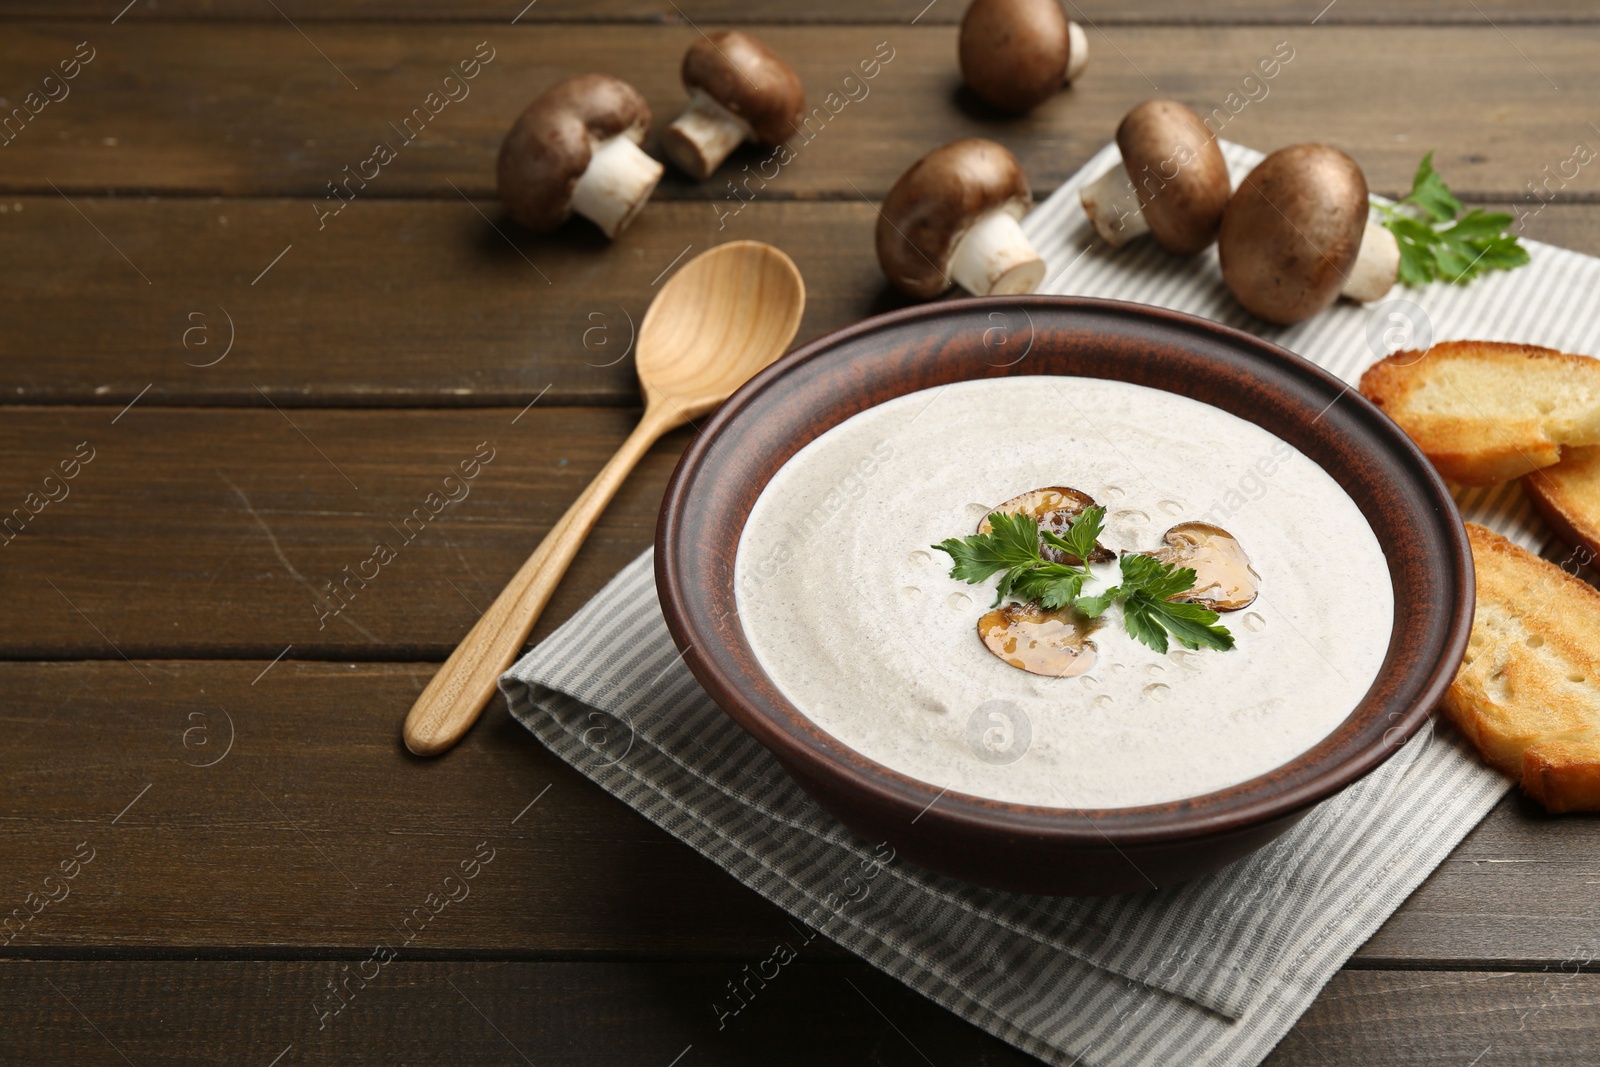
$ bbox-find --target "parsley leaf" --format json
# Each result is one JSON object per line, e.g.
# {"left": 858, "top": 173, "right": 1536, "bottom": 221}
{"left": 1400, "top": 151, "right": 1462, "bottom": 222}
{"left": 934, "top": 509, "right": 1099, "bottom": 609}
{"left": 1386, "top": 214, "right": 1444, "bottom": 288}
{"left": 1042, "top": 503, "right": 1106, "bottom": 565}
{"left": 1127, "top": 595, "right": 1234, "bottom": 654}
{"left": 1071, "top": 553, "right": 1233, "bottom": 654}
{"left": 933, "top": 510, "right": 1038, "bottom": 586}
{"left": 1376, "top": 152, "right": 1529, "bottom": 286}
{"left": 1012, "top": 563, "right": 1088, "bottom": 610}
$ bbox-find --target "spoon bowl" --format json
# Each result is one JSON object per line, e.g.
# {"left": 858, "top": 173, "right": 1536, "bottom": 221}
{"left": 402, "top": 240, "right": 805, "bottom": 756}
{"left": 637, "top": 240, "right": 807, "bottom": 421}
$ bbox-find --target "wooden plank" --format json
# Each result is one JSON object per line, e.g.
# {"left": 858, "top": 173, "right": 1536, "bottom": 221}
{"left": 1264, "top": 970, "right": 1600, "bottom": 1066}
{"left": 0, "top": 407, "right": 676, "bottom": 658}
{"left": 5, "top": 960, "right": 1031, "bottom": 1066}
{"left": 1359, "top": 787, "right": 1600, "bottom": 966}
{"left": 15, "top": 0, "right": 1600, "bottom": 24}
{"left": 0, "top": 660, "right": 822, "bottom": 958}
{"left": 3, "top": 962, "right": 1598, "bottom": 1066}
{"left": 4, "top": 197, "right": 1598, "bottom": 408}
{"left": 0, "top": 657, "right": 1597, "bottom": 962}
{"left": 1, "top": 24, "right": 1597, "bottom": 200}
{"left": 0, "top": 199, "right": 891, "bottom": 408}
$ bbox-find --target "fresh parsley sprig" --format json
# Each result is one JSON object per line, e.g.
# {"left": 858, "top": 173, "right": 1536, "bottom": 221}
{"left": 933, "top": 507, "right": 1104, "bottom": 610}
{"left": 1375, "top": 152, "right": 1530, "bottom": 287}
{"left": 932, "top": 508, "right": 1235, "bottom": 655}
{"left": 1077, "top": 553, "right": 1234, "bottom": 655}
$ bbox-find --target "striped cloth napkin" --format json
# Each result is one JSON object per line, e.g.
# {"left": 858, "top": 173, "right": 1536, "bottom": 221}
{"left": 501, "top": 140, "right": 1586, "bottom": 1066}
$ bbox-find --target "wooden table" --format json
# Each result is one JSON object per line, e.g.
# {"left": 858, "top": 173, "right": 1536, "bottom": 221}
{"left": 4, "top": 2, "right": 1599, "bottom": 1063}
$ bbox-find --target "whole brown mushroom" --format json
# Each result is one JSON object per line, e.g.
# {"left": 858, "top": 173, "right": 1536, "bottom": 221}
{"left": 1217, "top": 143, "right": 1399, "bottom": 325}
{"left": 876, "top": 139, "right": 1046, "bottom": 300}
{"left": 1078, "top": 100, "right": 1231, "bottom": 254}
{"left": 660, "top": 30, "right": 806, "bottom": 180}
{"left": 497, "top": 73, "right": 663, "bottom": 238}
{"left": 959, "top": 0, "right": 1088, "bottom": 114}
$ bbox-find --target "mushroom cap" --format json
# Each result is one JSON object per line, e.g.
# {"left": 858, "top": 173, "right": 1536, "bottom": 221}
{"left": 876, "top": 138, "right": 1033, "bottom": 300}
{"left": 978, "top": 601, "right": 1097, "bottom": 678}
{"left": 1115, "top": 99, "right": 1231, "bottom": 255}
{"left": 1147, "top": 521, "right": 1259, "bottom": 611}
{"left": 1217, "top": 143, "right": 1370, "bottom": 325}
{"left": 681, "top": 30, "right": 805, "bottom": 146}
{"left": 497, "top": 73, "right": 653, "bottom": 233}
{"left": 958, "top": 0, "right": 1071, "bottom": 115}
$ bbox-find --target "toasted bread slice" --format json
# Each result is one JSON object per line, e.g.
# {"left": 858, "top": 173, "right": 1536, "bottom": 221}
{"left": 1525, "top": 444, "right": 1600, "bottom": 566}
{"left": 1523, "top": 737, "right": 1600, "bottom": 813}
{"left": 1445, "top": 523, "right": 1600, "bottom": 812}
{"left": 1359, "top": 341, "right": 1600, "bottom": 486}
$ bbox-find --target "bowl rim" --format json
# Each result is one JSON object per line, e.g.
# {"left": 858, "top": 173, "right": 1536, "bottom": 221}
{"left": 655, "top": 295, "right": 1474, "bottom": 846}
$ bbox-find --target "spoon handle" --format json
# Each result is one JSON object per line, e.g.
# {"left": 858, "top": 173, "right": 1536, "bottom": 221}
{"left": 403, "top": 408, "right": 673, "bottom": 756}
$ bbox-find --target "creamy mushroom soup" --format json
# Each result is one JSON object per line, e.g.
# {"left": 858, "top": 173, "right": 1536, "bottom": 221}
{"left": 733, "top": 376, "right": 1394, "bottom": 809}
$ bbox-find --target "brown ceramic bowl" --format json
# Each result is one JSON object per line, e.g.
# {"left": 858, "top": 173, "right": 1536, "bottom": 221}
{"left": 655, "top": 297, "right": 1472, "bottom": 896}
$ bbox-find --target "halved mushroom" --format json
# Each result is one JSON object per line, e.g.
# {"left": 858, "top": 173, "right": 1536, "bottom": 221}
{"left": 497, "top": 73, "right": 664, "bottom": 238}
{"left": 877, "top": 139, "right": 1046, "bottom": 299}
{"left": 1079, "top": 100, "right": 1231, "bottom": 254}
{"left": 978, "top": 486, "right": 1114, "bottom": 564}
{"left": 1145, "top": 522, "right": 1259, "bottom": 611}
{"left": 660, "top": 30, "right": 806, "bottom": 180}
{"left": 978, "top": 602, "right": 1097, "bottom": 677}
{"left": 1217, "top": 143, "right": 1397, "bottom": 325}
{"left": 958, "top": 0, "right": 1088, "bottom": 115}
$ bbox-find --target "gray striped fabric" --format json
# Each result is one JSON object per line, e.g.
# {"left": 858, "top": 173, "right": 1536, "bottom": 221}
{"left": 501, "top": 140, "right": 1576, "bottom": 1066}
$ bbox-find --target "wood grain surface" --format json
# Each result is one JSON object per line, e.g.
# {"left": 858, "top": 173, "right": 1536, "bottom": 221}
{"left": 2, "top": 200, "right": 1597, "bottom": 408}
{"left": 13, "top": 0, "right": 1600, "bottom": 22}
{"left": 3, "top": 963, "right": 1599, "bottom": 1066}
{"left": 0, "top": 199, "right": 888, "bottom": 407}
{"left": 1, "top": 24, "right": 1596, "bottom": 200}
{"left": 5, "top": 2, "right": 1600, "bottom": 1063}
{"left": 0, "top": 407, "right": 687, "bottom": 657}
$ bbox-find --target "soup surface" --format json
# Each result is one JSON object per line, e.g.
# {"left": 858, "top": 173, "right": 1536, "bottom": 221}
{"left": 734, "top": 376, "right": 1394, "bottom": 808}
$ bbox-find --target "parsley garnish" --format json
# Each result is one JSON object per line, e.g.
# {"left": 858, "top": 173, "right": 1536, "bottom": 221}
{"left": 933, "top": 507, "right": 1104, "bottom": 610}
{"left": 933, "top": 508, "right": 1235, "bottom": 655}
{"left": 1375, "top": 152, "right": 1530, "bottom": 286}
{"left": 1076, "top": 553, "right": 1234, "bottom": 654}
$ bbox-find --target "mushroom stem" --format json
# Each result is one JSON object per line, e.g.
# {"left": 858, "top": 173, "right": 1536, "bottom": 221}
{"left": 1064, "top": 21, "right": 1089, "bottom": 83}
{"left": 948, "top": 207, "right": 1046, "bottom": 296}
{"left": 570, "top": 134, "right": 665, "bottom": 238}
{"left": 661, "top": 88, "right": 756, "bottom": 180}
{"left": 1340, "top": 221, "right": 1401, "bottom": 303}
{"left": 1079, "top": 165, "right": 1151, "bottom": 247}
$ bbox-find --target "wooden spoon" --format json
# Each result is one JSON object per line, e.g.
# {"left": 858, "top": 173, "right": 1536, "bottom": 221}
{"left": 403, "top": 240, "right": 806, "bottom": 756}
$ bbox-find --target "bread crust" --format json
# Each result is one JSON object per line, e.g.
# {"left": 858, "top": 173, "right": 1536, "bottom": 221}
{"left": 1525, "top": 444, "right": 1600, "bottom": 568}
{"left": 1359, "top": 341, "right": 1600, "bottom": 485}
{"left": 1445, "top": 523, "right": 1600, "bottom": 812}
